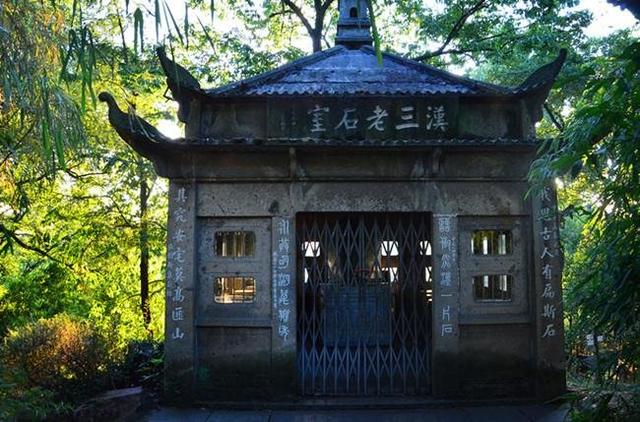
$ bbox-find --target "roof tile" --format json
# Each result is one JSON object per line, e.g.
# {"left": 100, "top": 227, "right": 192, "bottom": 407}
{"left": 205, "top": 46, "right": 506, "bottom": 97}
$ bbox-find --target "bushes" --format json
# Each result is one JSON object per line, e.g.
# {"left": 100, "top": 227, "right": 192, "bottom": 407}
{"left": 0, "top": 314, "right": 164, "bottom": 420}
{"left": 0, "top": 378, "right": 69, "bottom": 421}
{"left": 0, "top": 314, "right": 113, "bottom": 419}
{"left": 2, "top": 314, "right": 111, "bottom": 397}
{"left": 118, "top": 340, "right": 163, "bottom": 392}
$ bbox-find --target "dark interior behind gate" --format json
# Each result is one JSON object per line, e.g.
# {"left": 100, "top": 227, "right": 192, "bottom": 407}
{"left": 296, "top": 213, "right": 433, "bottom": 396}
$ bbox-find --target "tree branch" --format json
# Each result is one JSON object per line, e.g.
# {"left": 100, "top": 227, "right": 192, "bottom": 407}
{"left": 0, "top": 223, "right": 74, "bottom": 270}
{"left": 268, "top": 9, "right": 294, "bottom": 19}
{"left": 320, "top": 0, "right": 335, "bottom": 15}
{"left": 544, "top": 102, "right": 565, "bottom": 132}
{"left": 281, "top": 0, "right": 314, "bottom": 36}
{"left": 413, "top": 45, "right": 496, "bottom": 61}
{"left": 414, "top": 0, "right": 488, "bottom": 61}
{"left": 116, "top": 8, "right": 129, "bottom": 64}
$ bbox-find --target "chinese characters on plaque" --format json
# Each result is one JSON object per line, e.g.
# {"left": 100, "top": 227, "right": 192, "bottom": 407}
{"left": 270, "top": 100, "right": 456, "bottom": 139}
{"left": 273, "top": 219, "right": 292, "bottom": 342}
{"left": 437, "top": 215, "right": 457, "bottom": 337}
{"left": 539, "top": 186, "right": 558, "bottom": 340}
{"left": 308, "top": 103, "right": 447, "bottom": 133}
{"left": 168, "top": 186, "right": 188, "bottom": 341}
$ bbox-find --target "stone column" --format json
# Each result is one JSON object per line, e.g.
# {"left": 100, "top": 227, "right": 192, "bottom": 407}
{"left": 532, "top": 184, "right": 566, "bottom": 399}
{"left": 164, "top": 181, "right": 197, "bottom": 402}
{"left": 270, "top": 216, "right": 297, "bottom": 397}
{"left": 431, "top": 213, "right": 461, "bottom": 397}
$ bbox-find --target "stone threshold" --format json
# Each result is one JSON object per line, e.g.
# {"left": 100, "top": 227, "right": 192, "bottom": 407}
{"left": 193, "top": 396, "right": 559, "bottom": 410}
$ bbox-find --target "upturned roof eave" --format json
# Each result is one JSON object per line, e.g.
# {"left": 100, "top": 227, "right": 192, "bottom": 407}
{"left": 98, "top": 91, "right": 541, "bottom": 176}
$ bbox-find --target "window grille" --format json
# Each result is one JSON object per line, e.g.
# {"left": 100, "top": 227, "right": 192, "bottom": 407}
{"left": 471, "top": 230, "right": 512, "bottom": 255}
{"left": 214, "top": 276, "right": 256, "bottom": 303}
{"left": 472, "top": 274, "right": 513, "bottom": 301}
{"left": 215, "top": 231, "right": 255, "bottom": 257}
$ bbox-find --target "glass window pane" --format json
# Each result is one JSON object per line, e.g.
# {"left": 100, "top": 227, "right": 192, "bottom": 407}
{"left": 472, "top": 274, "right": 513, "bottom": 301}
{"left": 215, "top": 231, "right": 256, "bottom": 257}
{"left": 471, "top": 230, "right": 512, "bottom": 255}
{"left": 214, "top": 276, "right": 256, "bottom": 303}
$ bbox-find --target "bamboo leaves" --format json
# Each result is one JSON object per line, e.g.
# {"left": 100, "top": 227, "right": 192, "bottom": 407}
{"left": 184, "top": 3, "right": 189, "bottom": 49}
{"left": 366, "top": 0, "right": 382, "bottom": 65}
{"left": 162, "top": 1, "right": 184, "bottom": 46}
{"left": 155, "top": 0, "right": 160, "bottom": 42}
{"left": 1, "top": 1, "right": 85, "bottom": 177}
{"left": 133, "top": 8, "right": 144, "bottom": 54}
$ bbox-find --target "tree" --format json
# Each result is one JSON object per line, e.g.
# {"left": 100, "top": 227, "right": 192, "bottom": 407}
{"left": 276, "top": 0, "right": 336, "bottom": 52}
{"left": 530, "top": 28, "right": 640, "bottom": 385}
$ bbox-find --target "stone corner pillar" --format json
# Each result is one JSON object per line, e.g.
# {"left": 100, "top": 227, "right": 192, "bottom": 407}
{"left": 532, "top": 183, "right": 566, "bottom": 400}
{"left": 163, "top": 181, "right": 197, "bottom": 403}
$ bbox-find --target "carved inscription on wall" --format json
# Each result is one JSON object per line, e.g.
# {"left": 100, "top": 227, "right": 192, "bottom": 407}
{"left": 273, "top": 218, "right": 293, "bottom": 344}
{"left": 436, "top": 214, "right": 458, "bottom": 338}
{"left": 167, "top": 186, "right": 188, "bottom": 342}
{"left": 539, "top": 185, "right": 560, "bottom": 340}
{"left": 268, "top": 98, "right": 459, "bottom": 140}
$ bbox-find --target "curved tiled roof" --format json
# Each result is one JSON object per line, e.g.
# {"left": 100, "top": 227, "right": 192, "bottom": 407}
{"left": 205, "top": 46, "right": 508, "bottom": 97}
{"left": 155, "top": 45, "right": 566, "bottom": 102}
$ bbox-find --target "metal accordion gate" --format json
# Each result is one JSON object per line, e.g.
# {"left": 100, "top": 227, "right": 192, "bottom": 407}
{"left": 296, "top": 213, "right": 433, "bottom": 396}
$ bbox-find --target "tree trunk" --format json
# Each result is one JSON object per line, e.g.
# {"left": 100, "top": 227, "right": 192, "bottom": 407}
{"left": 138, "top": 161, "right": 151, "bottom": 333}
{"left": 312, "top": 30, "right": 322, "bottom": 52}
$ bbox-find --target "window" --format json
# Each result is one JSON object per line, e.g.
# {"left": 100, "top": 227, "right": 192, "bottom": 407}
{"left": 215, "top": 231, "right": 255, "bottom": 257}
{"left": 379, "top": 240, "right": 399, "bottom": 282}
{"left": 302, "top": 241, "right": 321, "bottom": 283}
{"left": 214, "top": 276, "right": 256, "bottom": 303}
{"left": 471, "top": 230, "right": 512, "bottom": 255}
{"left": 420, "top": 240, "right": 433, "bottom": 302}
{"left": 349, "top": 7, "right": 358, "bottom": 18}
{"left": 473, "top": 274, "right": 513, "bottom": 301}
{"left": 302, "top": 241, "right": 321, "bottom": 258}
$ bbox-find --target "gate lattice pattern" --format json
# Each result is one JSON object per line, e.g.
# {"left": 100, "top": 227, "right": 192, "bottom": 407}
{"left": 296, "top": 213, "right": 433, "bottom": 396}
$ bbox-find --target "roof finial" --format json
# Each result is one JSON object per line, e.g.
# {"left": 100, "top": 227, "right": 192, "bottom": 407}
{"left": 335, "top": 0, "right": 373, "bottom": 49}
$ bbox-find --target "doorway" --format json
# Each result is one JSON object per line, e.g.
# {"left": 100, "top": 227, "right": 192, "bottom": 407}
{"left": 296, "top": 213, "right": 433, "bottom": 396}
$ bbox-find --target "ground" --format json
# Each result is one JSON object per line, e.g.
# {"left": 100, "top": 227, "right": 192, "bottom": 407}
{"left": 141, "top": 403, "right": 569, "bottom": 421}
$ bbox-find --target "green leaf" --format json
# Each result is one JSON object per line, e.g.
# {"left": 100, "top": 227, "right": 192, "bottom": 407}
{"left": 197, "top": 17, "right": 216, "bottom": 53}
{"left": 184, "top": 2, "right": 189, "bottom": 49}
{"left": 155, "top": 0, "right": 160, "bottom": 42}
{"left": 54, "top": 126, "right": 66, "bottom": 169}
{"left": 163, "top": 1, "right": 184, "bottom": 45}
{"left": 41, "top": 121, "right": 52, "bottom": 170}
{"left": 133, "top": 8, "right": 144, "bottom": 53}
{"left": 366, "top": 0, "right": 382, "bottom": 66}
{"left": 71, "top": 0, "right": 78, "bottom": 24}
